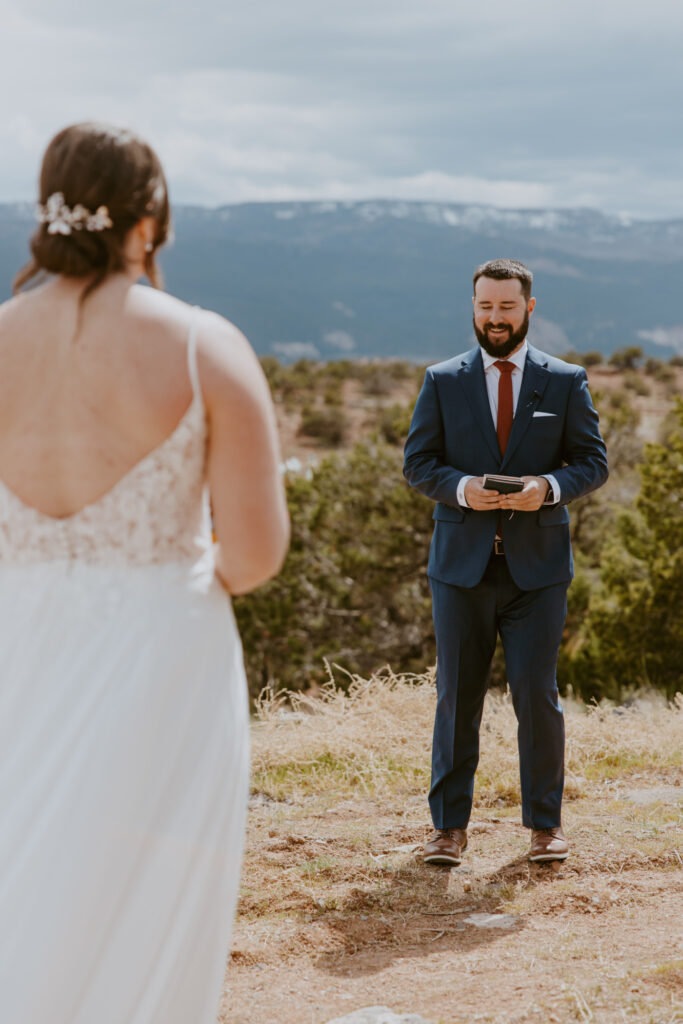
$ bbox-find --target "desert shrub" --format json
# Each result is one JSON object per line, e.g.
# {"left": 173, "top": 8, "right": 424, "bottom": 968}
{"left": 291, "top": 358, "right": 314, "bottom": 375}
{"left": 609, "top": 345, "right": 642, "bottom": 370}
{"left": 324, "top": 360, "right": 355, "bottom": 381}
{"left": 568, "top": 388, "right": 642, "bottom": 554}
{"left": 605, "top": 388, "right": 630, "bottom": 411}
{"left": 360, "top": 366, "right": 396, "bottom": 396}
{"left": 669, "top": 354, "right": 683, "bottom": 367}
{"left": 567, "top": 400, "right": 683, "bottom": 698}
{"left": 298, "top": 406, "right": 348, "bottom": 446}
{"left": 276, "top": 359, "right": 327, "bottom": 398}
{"left": 596, "top": 390, "right": 644, "bottom": 469}
{"left": 323, "top": 385, "right": 343, "bottom": 407}
{"left": 376, "top": 401, "right": 414, "bottom": 446}
{"left": 654, "top": 362, "right": 676, "bottom": 383}
{"left": 260, "top": 355, "right": 283, "bottom": 387}
{"left": 562, "top": 350, "right": 603, "bottom": 367}
{"left": 233, "top": 442, "right": 435, "bottom": 698}
{"left": 386, "top": 360, "right": 415, "bottom": 380}
{"left": 623, "top": 370, "right": 651, "bottom": 395}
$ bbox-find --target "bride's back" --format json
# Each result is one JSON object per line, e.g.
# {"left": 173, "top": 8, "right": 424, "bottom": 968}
{"left": 1, "top": 119, "right": 277, "bottom": 1024}
{"left": 0, "top": 278, "right": 199, "bottom": 520}
{"left": 3, "top": 120, "right": 288, "bottom": 593}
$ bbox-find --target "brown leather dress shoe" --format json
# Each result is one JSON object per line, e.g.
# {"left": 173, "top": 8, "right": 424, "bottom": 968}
{"left": 529, "top": 826, "right": 569, "bottom": 862}
{"left": 423, "top": 828, "right": 468, "bottom": 865}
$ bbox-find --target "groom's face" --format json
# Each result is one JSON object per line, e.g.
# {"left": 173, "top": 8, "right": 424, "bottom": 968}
{"left": 472, "top": 277, "right": 535, "bottom": 358}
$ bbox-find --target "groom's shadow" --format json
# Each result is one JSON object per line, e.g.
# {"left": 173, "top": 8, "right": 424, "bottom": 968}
{"left": 315, "top": 850, "right": 562, "bottom": 978}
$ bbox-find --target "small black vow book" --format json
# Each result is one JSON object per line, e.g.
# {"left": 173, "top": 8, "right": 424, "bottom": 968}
{"left": 482, "top": 474, "right": 524, "bottom": 493}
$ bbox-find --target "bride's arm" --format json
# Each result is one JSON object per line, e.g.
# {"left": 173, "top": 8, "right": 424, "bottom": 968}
{"left": 198, "top": 311, "right": 290, "bottom": 595}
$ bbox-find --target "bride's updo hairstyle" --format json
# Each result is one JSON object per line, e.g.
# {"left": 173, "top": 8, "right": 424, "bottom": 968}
{"left": 14, "top": 122, "right": 171, "bottom": 300}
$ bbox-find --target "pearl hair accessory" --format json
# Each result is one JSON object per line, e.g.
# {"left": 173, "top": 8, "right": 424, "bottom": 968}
{"left": 36, "top": 192, "right": 113, "bottom": 236}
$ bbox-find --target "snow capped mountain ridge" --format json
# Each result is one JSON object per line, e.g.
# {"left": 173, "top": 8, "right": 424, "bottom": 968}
{"left": 2, "top": 200, "right": 683, "bottom": 360}
{"left": 261, "top": 198, "right": 610, "bottom": 233}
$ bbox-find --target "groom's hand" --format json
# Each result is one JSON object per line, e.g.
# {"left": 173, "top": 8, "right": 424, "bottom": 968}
{"left": 464, "top": 477, "right": 504, "bottom": 510}
{"left": 499, "top": 476, "right": 549, "bottom": 512}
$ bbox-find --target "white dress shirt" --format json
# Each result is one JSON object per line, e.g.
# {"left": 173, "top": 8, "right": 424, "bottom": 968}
{"left": 456, "top": 340, "right": 561, "bottom": 507}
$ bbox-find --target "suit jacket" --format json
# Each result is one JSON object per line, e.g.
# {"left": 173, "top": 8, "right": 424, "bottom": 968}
{"left": 403, "top": 344, "right": 608, "bottom": 590}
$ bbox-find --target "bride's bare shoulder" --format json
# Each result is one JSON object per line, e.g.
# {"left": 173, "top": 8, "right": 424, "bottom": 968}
{"left": 126, "top": 288, "right": 250, "bottom": 359}
{"left": 192, "top": 308, "right": 267, "bottom": 409}
{"left": 123, "top": 285, "right": 196, "bottom": 332}
{"left": 129, "top": 289, "right": 268, "bottom": 410}
{"left": 0, "top": 290, "right": 33, "bottom": 322}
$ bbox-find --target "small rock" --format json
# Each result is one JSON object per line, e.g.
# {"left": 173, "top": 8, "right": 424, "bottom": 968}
{"left": 463, "top": 912, "right": 518, "bottom": 929}
{"left": 323, "top": 1008, "right": 433, "bottom": 1024}
{"left": 469, "top": 822, "right": 494, "bottom": 835}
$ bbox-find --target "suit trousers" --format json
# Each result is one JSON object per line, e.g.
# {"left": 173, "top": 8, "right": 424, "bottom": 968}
{"left": 428, "top": 554, "right": 568, "bottom": 831}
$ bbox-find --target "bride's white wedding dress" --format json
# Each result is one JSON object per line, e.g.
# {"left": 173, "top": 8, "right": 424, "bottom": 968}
{"left": 0, "top": 316, "right": 249, "bottom": 1023}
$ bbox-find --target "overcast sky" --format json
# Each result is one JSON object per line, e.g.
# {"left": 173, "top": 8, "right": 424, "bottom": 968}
{"left": 3, "top": 0, "right": 683, "bottom": 218}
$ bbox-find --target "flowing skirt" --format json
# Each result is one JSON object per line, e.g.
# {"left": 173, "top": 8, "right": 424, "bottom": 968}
{"left": 0, "top": 560, "right": 249, "bottom": 1023}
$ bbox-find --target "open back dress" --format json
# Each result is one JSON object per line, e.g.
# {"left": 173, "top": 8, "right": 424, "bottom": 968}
{"left": 0, "top": 313, "right": 249, "bottom": 1023}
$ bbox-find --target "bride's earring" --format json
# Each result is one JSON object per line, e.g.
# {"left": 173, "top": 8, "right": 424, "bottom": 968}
{"left": 145, "top": 242, "right": 154, "bottom": 253}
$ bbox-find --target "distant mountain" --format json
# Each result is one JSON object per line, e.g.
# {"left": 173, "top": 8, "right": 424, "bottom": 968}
{"left": 2, "top": 199, "right": 683, "bottom": 362}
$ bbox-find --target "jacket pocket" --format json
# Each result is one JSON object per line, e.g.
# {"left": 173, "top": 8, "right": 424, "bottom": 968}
{"left": 537, "top": 505, "right": 570, "bottom": 526}
{"left": 433, "top": 503, "right": 465, "bottom": 523}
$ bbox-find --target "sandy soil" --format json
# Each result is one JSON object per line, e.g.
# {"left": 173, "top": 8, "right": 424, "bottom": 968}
{"left": 222, "top": 797, "right": 682, "bottom": 1024}
{"left": 218, "top": 684, "right": 683, "bottom": 1024}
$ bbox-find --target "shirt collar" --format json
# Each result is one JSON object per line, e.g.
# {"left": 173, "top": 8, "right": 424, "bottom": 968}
{"left": 481, "top": 339, "right": 528, "bottom": 372}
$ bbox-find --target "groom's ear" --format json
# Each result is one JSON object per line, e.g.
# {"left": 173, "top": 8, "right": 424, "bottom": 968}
{"left": 527, "top": 297, "right": 536, "bottom": 315}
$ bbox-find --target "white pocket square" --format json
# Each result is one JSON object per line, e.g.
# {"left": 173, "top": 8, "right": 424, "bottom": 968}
{"left": 532, "top": 411, "right": 557, "bottom": 418}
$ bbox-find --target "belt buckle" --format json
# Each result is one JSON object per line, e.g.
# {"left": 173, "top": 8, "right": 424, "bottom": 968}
{"left": 494, "top": 538, "right": 504, "bottom": 556}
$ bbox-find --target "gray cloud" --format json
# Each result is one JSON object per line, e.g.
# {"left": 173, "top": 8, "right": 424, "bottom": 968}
{"left": 3, "top": 1, "right": 683, "bottom": 215}
{"left": 323, "top": 330, "right": 356, "bottom": 351}
{"left": 527, "top": 317, "right": 570, "bottom": 355}
{"left": 271, "top": 341, "right": 319, "bottom": 359}
{"left": 637, "top": 327, "right": 683, "bottom": 354}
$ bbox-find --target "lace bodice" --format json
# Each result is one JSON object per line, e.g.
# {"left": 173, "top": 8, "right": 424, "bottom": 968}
{"left": 0, "top": 312, "right": 213, "bottom": 569}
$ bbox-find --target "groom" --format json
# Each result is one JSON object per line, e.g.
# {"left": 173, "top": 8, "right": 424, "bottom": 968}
{"left": 403, "top": 258, "right": 608, "bottom": 865}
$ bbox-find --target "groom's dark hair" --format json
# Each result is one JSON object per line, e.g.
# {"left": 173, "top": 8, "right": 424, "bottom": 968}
{"left": 473, "top": 258, "right": 533, "bottom": 301}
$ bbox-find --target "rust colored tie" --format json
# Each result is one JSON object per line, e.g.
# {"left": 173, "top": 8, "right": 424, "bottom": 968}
{"left": 494, "top": 360, "right": 515, "bottom": 455}
{"left": 494, "top": 360, "right": 515, "bottom": 540}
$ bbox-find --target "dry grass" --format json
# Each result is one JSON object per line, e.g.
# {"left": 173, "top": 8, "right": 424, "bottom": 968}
{"left": 222, "top": 670, "right": 683, "bottom": 1024}
{"left": 251, "top": 666, "right": 683, "bottom": 806}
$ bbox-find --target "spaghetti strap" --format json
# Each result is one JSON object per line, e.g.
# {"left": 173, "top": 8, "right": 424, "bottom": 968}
{"left": 186, "top": 306, "right": 203, "bottom": 407}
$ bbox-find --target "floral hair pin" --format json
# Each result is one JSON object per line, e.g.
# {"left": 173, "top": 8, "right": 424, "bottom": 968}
{"left": 36, "top": 192, "right": 113, "bottom": 235}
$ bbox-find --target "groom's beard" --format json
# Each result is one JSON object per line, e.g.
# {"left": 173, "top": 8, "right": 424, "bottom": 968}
{"left": 473, "top": 309, "right": 529, "bottom": 359}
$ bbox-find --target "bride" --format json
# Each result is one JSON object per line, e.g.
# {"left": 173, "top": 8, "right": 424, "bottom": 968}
{"left": 0, "top": 122, "right": 289, "bottom": 1022}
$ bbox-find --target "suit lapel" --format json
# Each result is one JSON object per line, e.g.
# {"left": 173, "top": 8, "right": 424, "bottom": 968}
{"left": 457, "top": 348, "right": 501, "bottom": 463}
{"left": 500, "top": 345, "right": 550, "bottom": 469}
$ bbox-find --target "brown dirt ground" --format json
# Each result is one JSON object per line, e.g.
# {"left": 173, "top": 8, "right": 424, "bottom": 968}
{"left": 217, "top": 683, "right": 683, "bottom": 1024}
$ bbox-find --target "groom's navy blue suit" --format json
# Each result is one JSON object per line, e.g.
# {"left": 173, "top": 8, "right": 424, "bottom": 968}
{"left": 404, "top": 344, "right": 608, "bottom": 830}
